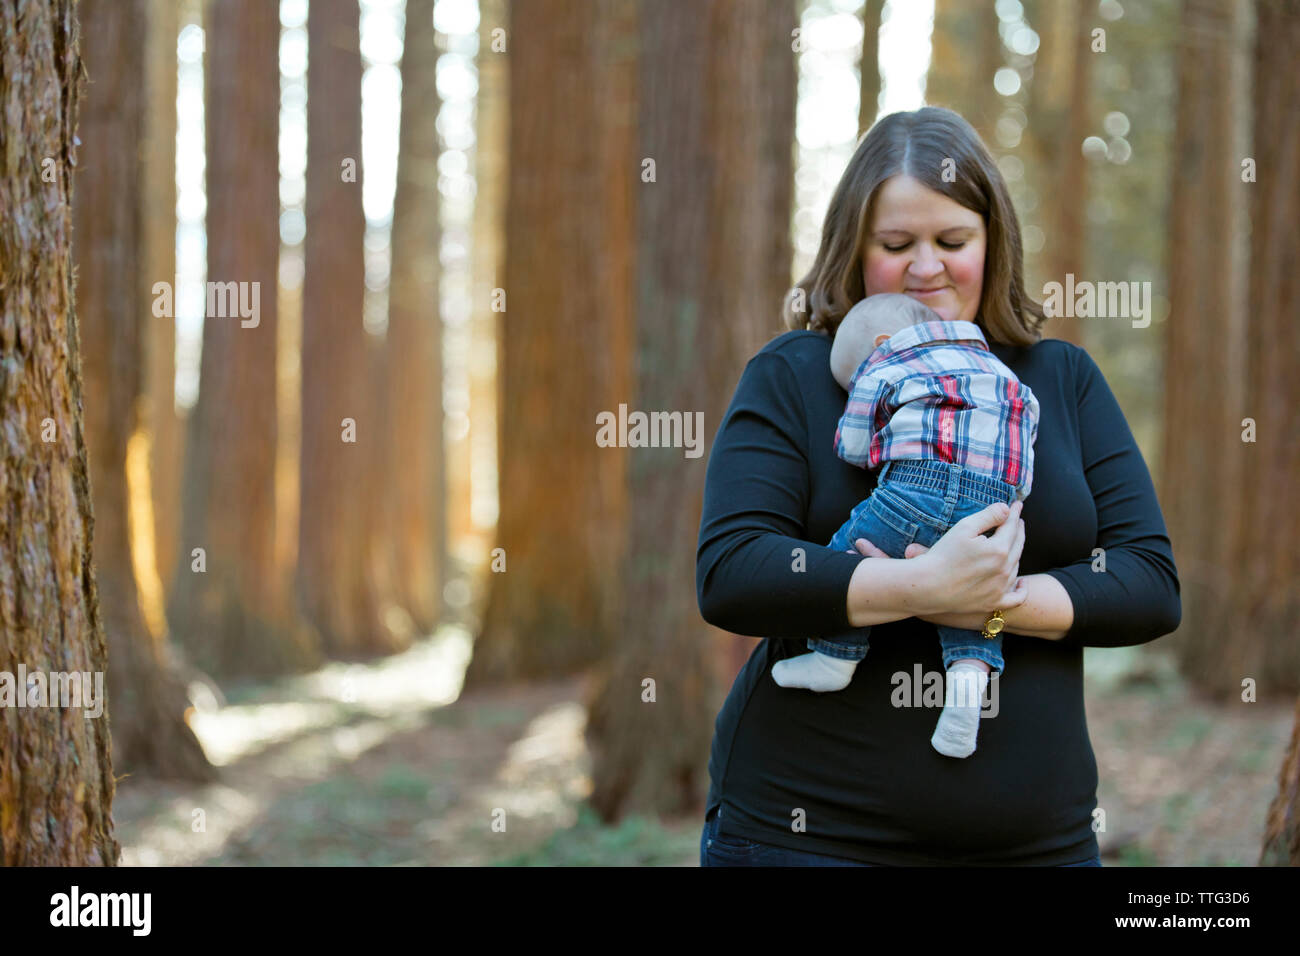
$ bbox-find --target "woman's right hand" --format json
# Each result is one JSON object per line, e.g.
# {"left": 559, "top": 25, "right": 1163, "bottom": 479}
{"left": 852, "top": 500, "right": 1026, "bottom": 615}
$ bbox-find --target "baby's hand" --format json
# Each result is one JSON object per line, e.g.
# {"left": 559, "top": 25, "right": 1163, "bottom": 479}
{"left": 850, "top": 539, "right": 927, "bottom": 560}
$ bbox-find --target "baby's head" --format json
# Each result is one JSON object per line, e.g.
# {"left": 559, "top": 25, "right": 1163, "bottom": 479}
{"left": 830, "top": 293, "right": 941, "bottom": 390}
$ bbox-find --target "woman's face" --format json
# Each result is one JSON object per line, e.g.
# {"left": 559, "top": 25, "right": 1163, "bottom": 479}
{"left": 860, "top": 174, "right": 987, "bottom": 325}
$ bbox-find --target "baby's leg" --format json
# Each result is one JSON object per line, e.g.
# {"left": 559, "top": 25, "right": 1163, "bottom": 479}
{"left": 930, "top": 628, "right": 996, "bottom": 758}
{"left": 930, "top": 660, "right": 989, "bottom": 757}
{"left": 772, "top": 650, "right": 860, "bottom": 692}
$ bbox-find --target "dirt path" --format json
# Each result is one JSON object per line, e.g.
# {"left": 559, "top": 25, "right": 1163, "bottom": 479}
{"left": 110, "top": 635, "right": 1290, "bottom": 866}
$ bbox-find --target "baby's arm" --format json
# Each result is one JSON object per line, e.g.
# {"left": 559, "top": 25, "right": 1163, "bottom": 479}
{"left": 833, "top": 366, "right": 894, "bottom": 468}
{"left": 1015, "top": 381, "right": 1042, "bottom": 499}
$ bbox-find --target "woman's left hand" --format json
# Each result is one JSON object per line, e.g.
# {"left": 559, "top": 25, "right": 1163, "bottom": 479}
{"left": 848, "top": 537, "right": 1024, "bottom": 629}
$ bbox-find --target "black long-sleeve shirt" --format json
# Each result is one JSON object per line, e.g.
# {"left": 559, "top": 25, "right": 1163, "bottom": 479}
{"left": 696, "top": 329, "right": 1180, "bottom": 865}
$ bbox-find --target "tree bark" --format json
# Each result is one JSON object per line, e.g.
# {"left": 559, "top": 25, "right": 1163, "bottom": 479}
{"left": 462, "top": 0, "right": 508, "bottom": 584}
{"left": 383, "top": 0, "right": 444, "bottom": 637}
{"left": 1262, "top": 696, "right": 1300, "bottom": 865}
{"left": 0, "top": 0, "right": 121, "bottom": 866}
{"left": 858, "top": 0, "right": 884, "bottom": 134}
{"left": 298, "top": 0, "right": 405, "bottom": 658}
{"left": 927, "top": 0, "right": 1002, "bottom": 145}
{"left": 143, "top": 0, "right": 182, "bottom": 596}
{"left": 73, "top": 0, "right": 214, "bottom": 781}
{"left": 1231, "top": 0, "right": 1299, "bottom": 696}
{"left": 586, "top": 0, "right": 798, "bottom": 821}
{"left": 1161, "top": 0, "right": 1257, "bottom": 700}
{"left": 462, "top": 0, "right": 636, "bottom": 687}
{"left": 1018, "top": 0, "right": 1092, "bottom": 347}
{"left": 169, "top": 0, "right": 320, "bottom": 679}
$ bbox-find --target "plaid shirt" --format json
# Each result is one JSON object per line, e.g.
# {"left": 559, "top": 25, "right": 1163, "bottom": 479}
{"left": 833, "top": 320, "right": 1040, "bottom": 499}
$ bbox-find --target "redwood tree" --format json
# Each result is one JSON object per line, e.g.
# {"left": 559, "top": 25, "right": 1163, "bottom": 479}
{"left": 462, "top": 0, "right": 636, "bottom": 686}
{"left": 1162, "top": 0, "right": 1298, "bottom": 699}
{"left": 73, "top": 0, "right": 213, "bottom": 781}
{"left": 1229, "top": 0, "right": 1300, "bottom": 697}
{"left": 382, "top": 0, "right": 445, "bottom": 637}
{"left": 858, "top": 0, "right": 884, "bottom": 134}
{"left": 169, "top": 0, "right": 319, "bottom": 678}
{"left": 1019, "top": 0, "right": 1092, "bottom": 347}
{"left": 143, "top": 0, "right": 182, "bottom": 594}
{"left": 298, "top": 0, "right": 405, "bottom": 657}
{"left": 1160, "top": 0, "right": 1260, "bottom": 698}
{"left": 460, "top": 0, "right": 507, "bottom": 580}
{"left": 0, "top": 0, "right": 120, "bottom": 865}
{"left": 585, "top": 0, "right": 798, "bottom": 820}
{"left": 927, "top": 0, "right": 1003, "bottom": 145}
{"left": 1263, "top": 697, "right": 1300, "bottom": 864}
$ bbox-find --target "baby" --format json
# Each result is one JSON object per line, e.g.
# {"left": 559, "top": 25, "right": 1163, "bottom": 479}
{"left": 772, "top": 293, "right": 1040, "bottom": 758}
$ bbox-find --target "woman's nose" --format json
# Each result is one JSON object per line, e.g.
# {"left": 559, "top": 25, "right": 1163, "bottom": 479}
{"left": 908, "top": 247, "right": 945, "bottom": 280}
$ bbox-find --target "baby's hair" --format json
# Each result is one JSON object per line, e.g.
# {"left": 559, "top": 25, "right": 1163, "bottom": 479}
{"left": 830, "top": 294, "right": 941, "bottom": 390}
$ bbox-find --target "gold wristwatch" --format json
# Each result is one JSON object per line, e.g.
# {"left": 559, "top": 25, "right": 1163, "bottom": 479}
{"left": 981, "top": 609, "right": 1005, "bottom": 639}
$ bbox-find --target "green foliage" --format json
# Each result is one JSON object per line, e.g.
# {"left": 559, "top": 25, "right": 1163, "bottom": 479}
{"left": 1167, "top": 714, "right": 1213, "bottom": 750}
{"left": 1116, "top": 843, "right": 1160, "bottom": 866}
{"left": 495, "top": 804, "right": 700, "bottom": 867}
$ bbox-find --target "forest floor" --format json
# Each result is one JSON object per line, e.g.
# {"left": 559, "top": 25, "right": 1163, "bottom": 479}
{"left": 111, "top": 626, "right": 1292, "bottom": 866}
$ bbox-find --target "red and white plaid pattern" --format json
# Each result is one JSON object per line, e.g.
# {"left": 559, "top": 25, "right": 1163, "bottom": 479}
{"left": 833, "top": 320, "right": 1040, "bottom": 499}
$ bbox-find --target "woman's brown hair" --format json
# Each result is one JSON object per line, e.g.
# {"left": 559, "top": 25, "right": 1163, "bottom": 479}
{"left": 783, "top": 106, "right": 1045, "bottom": 347}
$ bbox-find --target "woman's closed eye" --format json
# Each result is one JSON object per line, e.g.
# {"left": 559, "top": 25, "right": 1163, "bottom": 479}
{"left": 882, "top": 240, "right": 966, "bottom": 253}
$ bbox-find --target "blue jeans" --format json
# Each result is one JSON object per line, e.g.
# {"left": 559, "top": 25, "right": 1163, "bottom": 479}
{"left": 700, "top": 806, "right": 1101, "bottom": 866}
{"left": 813, "top": 459, "right": 1021, "bottom": 675}
{"left": 700, "top": 806, "right": 878, "bottom": 866}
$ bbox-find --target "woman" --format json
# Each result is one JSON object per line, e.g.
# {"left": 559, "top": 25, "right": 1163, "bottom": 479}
{"left": 695, "top": 107, "right": 1180, "bottom": 866}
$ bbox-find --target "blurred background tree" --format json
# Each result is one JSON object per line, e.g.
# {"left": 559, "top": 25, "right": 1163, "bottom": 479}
{"left": 170, "top": 0, "right": 319, "bottom": 680}
{"left": 382, "top": 0, "right": 446, "bottom": 639}
{"left": 585, "top": 0, "right": 798, "bottom": 821}
{"left": 74, "top": 0, "right": 213, "bottom": 781}
{"left": 298, "top": 0, "right": 407, "bottom": 657}
{"left": 462, "top": 0, "right": 635, "bottom": 686}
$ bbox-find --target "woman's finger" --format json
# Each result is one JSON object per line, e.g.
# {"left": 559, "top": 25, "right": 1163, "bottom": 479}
{"left": 998, "top": 578, "right": 1030, "bottom": 608}
{"left": 904, "top": 543, "right": 929, "bottom": 559}
{"left": 999, "top": 589, "right": 1029, "bottom": 609}
{"left": 989, "top": 501, "right": 1023, "bottom": 546}
{"left": 1005, "top": 518, "right": 1025, "bottom": 565}
{"left": 953, "top": 501, "right": 1012, "bottom": 539}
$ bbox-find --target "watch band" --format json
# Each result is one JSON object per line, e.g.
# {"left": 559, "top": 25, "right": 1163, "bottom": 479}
{"left": 981, "top": 609, "right": 1005, "bottom": 639}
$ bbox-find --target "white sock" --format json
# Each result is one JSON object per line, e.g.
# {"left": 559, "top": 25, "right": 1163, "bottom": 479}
{"left": 772, "top": 651, "right": 860, "bottom": 692}
{"left": 931, "top": 663, "right": 989, "bottom": 758}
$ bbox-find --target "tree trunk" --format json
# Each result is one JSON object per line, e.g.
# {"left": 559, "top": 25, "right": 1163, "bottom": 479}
{"left": 143, "top": 0, "right": 182, "bottom": 596}
{"left": 1262, "top": 696, "right": 1300, "bottom": 865}
{"left": 383, "top": 0, "right": 444, "bottom": 637}
{"left": 298, "top": 0, "right": 405, "bottom": 658}
{"left": 462, "top": 0, "right": 636, "bottom": 687}
{"left": 1161, "top": 0, "right": 1256, "bottom": 700}
{"left": 462, "top": 0, "right": 508, "bottom": 586}
{"left": 169, "top": 0, "right": 320, "bottom": 680}
{"left": 1018, "top": 0, "right": 1092, "bottom": 347}
{"left": 927, "top": 0, "right": 1002, "bottom": 145}
{"left": 858, "top": 0, "right": 884, "bottom": 134}
{"left": 1040, "top": 0, "right": 1091, "bottom": 346}
{"left": 362, "top": 327, "right": 412, "bottom": 645}
{"left": 73, "top": 0, "right": 214, "bottom": 781}
{"left": 1230, "top": 0, "right": 1299, "bottom": 695}
{"left": 586, "top": 0, "right": 797, "bottom": 821}
{"left": 0, "top": 0, "right": 121, "bottom": 866}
